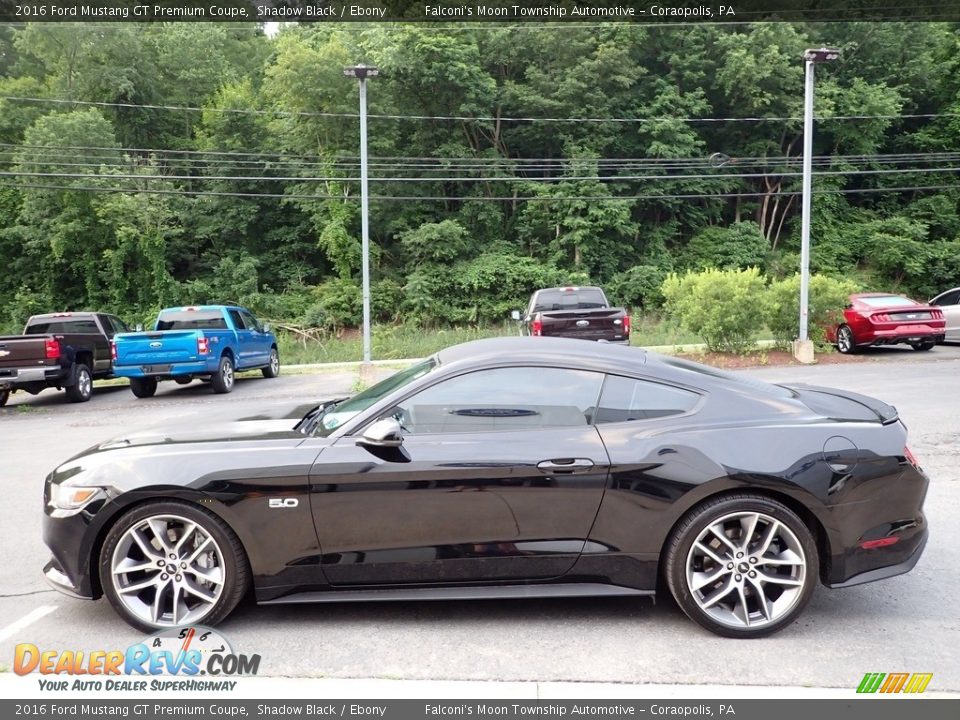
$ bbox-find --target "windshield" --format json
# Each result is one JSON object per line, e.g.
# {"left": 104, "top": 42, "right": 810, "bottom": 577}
{"left": 315, "top": 359, "right": 437, "bottom": 436}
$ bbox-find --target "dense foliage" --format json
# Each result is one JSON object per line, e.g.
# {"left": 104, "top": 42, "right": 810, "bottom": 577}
{"left": 1, "top": 22, "right": 958, "bottom": 334}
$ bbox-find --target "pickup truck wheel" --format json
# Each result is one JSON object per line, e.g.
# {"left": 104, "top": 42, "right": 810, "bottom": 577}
{"left": 0, "top": 389, "right": 8, "bottom": 407}
{"left": 130, "top": 377, "right": 158, "bottom": 399}
{"left": 211, "top": 355, "right": 235, "bottom": 394}
{"left": 65, "top": 364, "right": 93, "bottom": 403}
{"left": 262, "top": 348, "right": 280, "bottom": 379}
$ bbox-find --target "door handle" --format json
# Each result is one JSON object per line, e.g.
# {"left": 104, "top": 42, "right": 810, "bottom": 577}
{"left": 537, "top": 458, "right": 595, "bottom": 473}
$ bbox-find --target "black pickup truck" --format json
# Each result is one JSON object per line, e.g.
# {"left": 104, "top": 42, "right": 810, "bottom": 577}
{"left": 513, "top": 286, "right": 631, "bottom": 343}
{"left": 0, "top": 312, "right": 129, "bottom": 406}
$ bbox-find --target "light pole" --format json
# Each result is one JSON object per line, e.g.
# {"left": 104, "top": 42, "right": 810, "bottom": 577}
{"left": 343, "top": 64, "right": 379, "bottom": 367}
{"left": 797, "top": 47, "right": 839, "bottom": 359}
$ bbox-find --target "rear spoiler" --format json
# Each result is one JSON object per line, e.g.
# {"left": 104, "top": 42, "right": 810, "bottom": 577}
{"left": 783, "top": 383, "right": 899, "bottom": 425}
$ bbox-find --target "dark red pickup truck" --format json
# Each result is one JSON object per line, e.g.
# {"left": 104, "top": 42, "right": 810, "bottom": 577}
{"left": 0, "top": 312, "right": 129, "bottom": 406}
{"left": 513, "top": 286, "right": 631, "bottom": 344}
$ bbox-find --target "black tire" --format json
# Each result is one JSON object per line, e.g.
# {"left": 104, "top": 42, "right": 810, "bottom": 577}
{"left": 65, "top": 363, "right": 93, "bottom": 403}
{"left": 99, "top": 500, "right": 249, "bottom": 633}
{"left": 210, "top": 354, "right": 235, "bottom": 394}
{"left": 664, "top": 493, "right": 818, "bottom": 639}
{"left": 836, "top": 325, "right": 857, "bottom": 354}
{"left": 0, "top": 389, "right": 8, "bottom": 407}
{"left": 174, "top": 377, "right": 193, "bottom": 385}
{"left": 910, "top": 341, "right": 935, "bottom": 352}
{"left": 130, "top": 377, "right": 158, "bottom": 398}
{"left": 261, "top": 347, "right": 280, "bottom": 379}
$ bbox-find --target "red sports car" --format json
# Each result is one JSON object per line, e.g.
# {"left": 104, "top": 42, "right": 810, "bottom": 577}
{"left": 827, "top": 293, "right": 946, "bottom": 354}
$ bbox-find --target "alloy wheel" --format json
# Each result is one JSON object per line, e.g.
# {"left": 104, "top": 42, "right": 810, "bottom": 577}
{"left": 78, "top": 368, "right": 92, "bottom": 399}
{"left": 110, "top": 514, "right": 226, "bottom": 627}
{"left": 837, "top": 326, "right": 854, "bottom": 354}
{"left": 685, "top": 511, "right": 807, "bottom": 630}
{"left": 270, "top": 350, "right": 280, "bottom": 375}
{"left": 222, "top": 361, "right": 234, "bottom": 389}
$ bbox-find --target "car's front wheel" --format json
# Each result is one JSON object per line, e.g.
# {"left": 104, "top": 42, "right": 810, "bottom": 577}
{"left": 836, "top": 325, "right": 857, "bottom": 354}
{"left": 665, "top": 494, "right": 818, "bottom": 638}
{"left": 99, "top": 501, "right": 249, "bottom": 632}
{"left": 262, "top": 347, "right": 280, "bottom": 379}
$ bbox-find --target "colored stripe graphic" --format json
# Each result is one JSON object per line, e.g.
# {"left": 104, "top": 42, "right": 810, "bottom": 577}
{"left": 903, "top": 673, "right": 933, "bottom": 694}
{"left": 880, "top": 673, "right": 910, "bottom": 693}
{"left": 857, "top": 673, "right": 886, "bottom": 693}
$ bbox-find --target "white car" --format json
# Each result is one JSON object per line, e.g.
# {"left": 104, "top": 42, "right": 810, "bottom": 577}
{"left": 929, "top": 287, "right": 960, "bottom": 342}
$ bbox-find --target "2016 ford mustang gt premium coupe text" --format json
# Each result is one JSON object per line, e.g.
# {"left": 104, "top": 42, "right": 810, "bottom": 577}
{"left": 42, "top": 337, "right": 929, "bottom": 638}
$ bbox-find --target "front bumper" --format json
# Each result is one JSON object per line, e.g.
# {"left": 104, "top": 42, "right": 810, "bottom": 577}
{"left": 42, "top": 500, "right": 102, "bottom": 601}
{"left": 43, "top": 557, "right": 94, "bottom": 599}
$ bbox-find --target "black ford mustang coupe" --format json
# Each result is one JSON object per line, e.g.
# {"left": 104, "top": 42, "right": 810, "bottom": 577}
{"left": 43, "top": 337, "right": 928, "bottom": 638}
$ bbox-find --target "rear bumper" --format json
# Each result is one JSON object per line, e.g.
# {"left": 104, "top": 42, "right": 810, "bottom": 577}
{"left": 0, "top": 365, "right": 68, "bottom": 392}
{"left": 827, "top": 528, "right": 927, "bottom": 589}
{"left": 861, "top": 325, "right": 945, "bottom": 345}
{"left": 113, "top": 360, "right": 214, "bottom": 379}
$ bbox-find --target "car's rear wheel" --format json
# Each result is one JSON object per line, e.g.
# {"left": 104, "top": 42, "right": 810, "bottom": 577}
{"left": 174, "top": 377, "right": 193, "bottom": 385}
{"left": 262, "top": 347, "right": 280, "bottom": 379}
{"left": 130, "top": 377, "right": 158, "bottom": 398}
{"left": 665, "top": 494, "right": 818, "bottom": 638}
{"left": 836, "top": 325, "right": 857, "bottom": 354}
{"left": 910, "top": 341, "right": 935, "bottom": 351}
{"left": 210, "top": 355, "right": 235, "bottom": 394}
{"left": 99, "top": 501, "right": 249, "bottom": 632}
{"left": 0, "top": 389, "right": 8, "bottom": 407}
{"left": 65, "top": 363, "right": 93, "bottom": 403}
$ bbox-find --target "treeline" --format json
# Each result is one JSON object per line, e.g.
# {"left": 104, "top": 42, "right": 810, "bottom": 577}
{"left": 1, "top": 21, "right": 959, "bottom": 333}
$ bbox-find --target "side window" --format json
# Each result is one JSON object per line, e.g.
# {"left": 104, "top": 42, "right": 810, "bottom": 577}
{"left": 240, "top": 310, "right": 261, "bottom": 332}
{"left": 228, "top": 310, "right": 246, "bottom": 330}
{"left": 389, "top": 367, "right": 604, "bottom": 434}
{"left": 110, "top": 316, "right": 130, "bottom": 334}
{"left": 933, "top": 290, "right": 960, "bottom": 307}
{"left": 594, "top": 375, "right": 700, "bottom": 424}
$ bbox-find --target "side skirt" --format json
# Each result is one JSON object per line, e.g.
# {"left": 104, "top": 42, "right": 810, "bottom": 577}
{"left": 259, "top": 583, "right": 653, "bottom": 605}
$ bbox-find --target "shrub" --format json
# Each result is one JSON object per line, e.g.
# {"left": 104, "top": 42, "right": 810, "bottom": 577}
{"left": 765, "top": 273, "right": 859, "bottom": 347}
{"left": 661, "top": 267, "right": 766, "bottom": 353}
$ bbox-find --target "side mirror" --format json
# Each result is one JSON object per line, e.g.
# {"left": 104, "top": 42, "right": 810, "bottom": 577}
{"left": 262, "top": 323, "right": 271, "bottom": 333}
{"left": 358, "top": 417, "right": 404, "bottom": 448}
{"left": 510, "top": 310, "right": 521, "bottom": 321}
{"left": 135, "top": 323, "right": 144, "bottom": 332}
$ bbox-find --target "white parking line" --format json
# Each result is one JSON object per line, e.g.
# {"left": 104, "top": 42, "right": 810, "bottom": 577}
{"left": 0, "top": 605, "right": 57, "bottom": 643}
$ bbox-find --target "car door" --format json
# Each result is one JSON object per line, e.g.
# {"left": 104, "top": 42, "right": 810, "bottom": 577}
{"left": 240, "top": 309, "right": 271, "bottom": 366}
{"left": 309, "top": 366, "right": 611, "bottom": 586}
{"left": 226, "top": 308, "right": 255, "bottom": 368}
{"left": 930, "top": 289, "right": 960, "bottom": 341}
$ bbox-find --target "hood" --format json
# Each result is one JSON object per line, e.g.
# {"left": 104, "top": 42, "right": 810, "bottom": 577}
{"left": 97, "top": 418, "right": 304, "bottom": 451}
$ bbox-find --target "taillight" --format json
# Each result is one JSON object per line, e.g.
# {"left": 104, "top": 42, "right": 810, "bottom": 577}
{"left": 872, "top": 313, "right": 890, "bottom": 323}
{"left": 932, "top": 308, "right": 944, "bottom": 319}
{"left": 197, "top": 336, "right": 210, "bottom": 355}
{"left": 531, "top": 315, "right": 542, "bottom": 336}
{"left": 623, "top": 315, "right": 631, "bottom": 335}
{"left": 904, "top": 446, "right": 919, "bottom": 467}
{"left": 44, "top": 338, "right": 60, "bottom": 359}
{"left": 110, "top": 341, "right": 117, "bottom": 362}
{"left": 860, "top": 536, "right": 900, "bottom": 550}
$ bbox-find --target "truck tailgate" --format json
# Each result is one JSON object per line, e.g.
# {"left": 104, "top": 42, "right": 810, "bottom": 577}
{"left": 113, "top": 331, "right": 201, "bottom": 366}
{"left": 540, "top": 309, "right": 626, "bottom": 340}
{"left": 0, "top": 336, "right": 53, "bottom": 369}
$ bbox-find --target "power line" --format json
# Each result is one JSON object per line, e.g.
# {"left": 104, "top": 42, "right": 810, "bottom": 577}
{"left": 2, "top": 180, "right": 954, "bottom": 202}
{"left": 3, "top": 95, "right": 959, "bottom": 124}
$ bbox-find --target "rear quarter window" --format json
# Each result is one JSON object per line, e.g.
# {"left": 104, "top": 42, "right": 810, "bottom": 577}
{"left": 595, "top": 375, "right": 700, "bottom": 424}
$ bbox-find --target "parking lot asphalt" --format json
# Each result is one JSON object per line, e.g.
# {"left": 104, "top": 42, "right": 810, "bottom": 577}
{"left": 1, "top": 346, "right": 958, "bottom": 691}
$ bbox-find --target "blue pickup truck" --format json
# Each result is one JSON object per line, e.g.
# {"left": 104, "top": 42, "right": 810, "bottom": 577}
{"left": 112, "top": 305, "right": 280, "bottom": 398}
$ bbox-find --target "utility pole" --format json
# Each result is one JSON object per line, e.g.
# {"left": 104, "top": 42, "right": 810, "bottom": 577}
{"left": 796, "top": 47, "right": 839, "bottom": 363}
{"left": 343, "top": 64, "right": 379, "bottom": 368}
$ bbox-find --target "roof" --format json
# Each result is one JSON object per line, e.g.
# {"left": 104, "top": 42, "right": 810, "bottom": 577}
{"left": 436, "top": 336, "right": 647, "bottom": 369}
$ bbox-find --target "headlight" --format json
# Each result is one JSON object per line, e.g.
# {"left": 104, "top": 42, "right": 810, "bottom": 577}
{"left": 48, "top": 482, "right": 105, "bottom": 516}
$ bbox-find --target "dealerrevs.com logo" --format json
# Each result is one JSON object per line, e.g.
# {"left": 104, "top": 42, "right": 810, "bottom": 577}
{"left": 14, "top": 626, "right": 260, "bottom": 692}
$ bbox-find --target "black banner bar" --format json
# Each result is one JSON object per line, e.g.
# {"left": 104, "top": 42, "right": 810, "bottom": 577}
{"left": 2, "top": 699, "right": 958, "bottom": 720}
{"left": 1, "top": 0, "right": 960, "bottom": 23}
